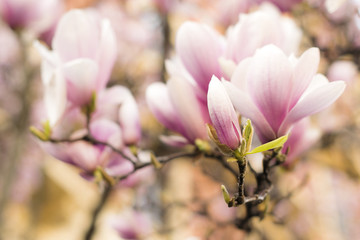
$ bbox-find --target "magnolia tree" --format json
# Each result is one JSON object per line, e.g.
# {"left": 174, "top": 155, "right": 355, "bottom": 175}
{"left": 1, "top": 0, "right": 359, "bottom": 239}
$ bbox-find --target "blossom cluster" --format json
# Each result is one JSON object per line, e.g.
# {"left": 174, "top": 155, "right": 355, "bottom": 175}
{"left": 147, "top": 4, "right": 345, "bottom": 160}
{"left": 1, "top": 0, "right": 358, "bottom": 239}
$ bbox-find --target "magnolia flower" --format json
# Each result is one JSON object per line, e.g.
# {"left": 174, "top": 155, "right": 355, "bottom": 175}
{"left": 0, "top": 0, "right": 62, "bottom": 34}
{"left": 224, "top": 44, "right": 345, "bottom": 143}
{"left": 175, "top": 21, "right": 225, "bottom": 100}
{"left": 94, "top": 86, "right": 141, "bottom": 145}
{"left": 207, "top": 76, "right": 241, "bottom": 150}
{"left": 110, "top": 210, "right": 152, "bottom": 240}
{"left": 41, "top": 118, "right": 130, "bottom": 174}
{"left": 256, "top": 0, "right": 302, "bottom": 11}
{"left": 327, "top": 60, "right": 358, "bottom": 84}
{"left": 225, "top": 3, "right": 302, "bottom": 65}
{"left": 282, "top": 118, "right": 321, "bottom": 165}
{"left": 146, "top": 76, "right": 210, "bottom": 146}
{"left": 152, "top": 0, "right": 176, "bottom": 13}
{"left": 35, "top": 9, "right": 117, "bottom": 124}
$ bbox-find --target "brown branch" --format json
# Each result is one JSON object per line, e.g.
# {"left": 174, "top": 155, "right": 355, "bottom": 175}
{"left": 117, "top": 150, "right": 199, "bottom": 181}
{"left": 84, "top": 184, "right": 112, "bottom": 240}
{"left": 204, "top": 153, "right": 238, "bottom": 178}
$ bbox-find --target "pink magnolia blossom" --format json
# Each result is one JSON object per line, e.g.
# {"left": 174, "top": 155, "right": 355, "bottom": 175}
{"left": 110, "top": 210, "right": 152, "bottom": 240}
{"left": 35, "top": 9, "right": 117, "bottom": 115}
{"left": 215, "top": 0, "right": 253, "bottom": 26}
{"left": 41, "top": 117, "right": 130, "bottom": 175}
{"left": 224, "top": 44, "right": 345, "bottom": 143}
{"left": 256, "top": 0, "right": 303, "bottom": 11}
{"left": 327, "top": 60, "right": 358, "bottom": 84}
{"left": 146, "top": 76, "right": 210, "bottom": 146}
{"left": 224, "top": 3, "right": 302, "bottom": 65}
{"left": 207, "top": 76, "right": 241, "bottom": 150}
{"left": 282, "top": 118, "right": 321, "bottom": 166}
{"left": 0, "top": 0, "right": 63, "bottom": 35}
{"left": 175, "top": 21, "right": 225, "bottom": 101}
{"left": 94, "top": 86, "right": 141, "bottom": 145}
{"left": 152, "top": 0, "right": 176, "bottom": 13}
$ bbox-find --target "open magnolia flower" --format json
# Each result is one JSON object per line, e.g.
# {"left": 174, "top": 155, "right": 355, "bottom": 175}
{"left": 35, "top": 9, "right": 117, "bottom": 125}
{"left": 224, "top": 44, "right": 346, "bottom": 143}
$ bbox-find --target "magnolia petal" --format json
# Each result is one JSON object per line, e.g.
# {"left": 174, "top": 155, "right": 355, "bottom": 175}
{"left": 230, "top": 57, "right": 251, "bottom": 91}
{"left": 282, "top": 118, "right": 321, "bottom": 164}
{"left": 167, "top": 76, "right": 208, "bottom": 142}
{"left": 247, "top": 44, "right": 293, "bottom": 131}
{"left": 67, "top": 141, "right": 100, "bottom": 171}
{"left": 42, "top": 62, "right": 66, "bottom": 126}
{"left": 208, "top": 76, "right": 241, "bottom": 149}
{"left": 223, "top": 80, "right": 276, "bottom": 142}
{"left": 62, "top": 58, "right": 98, "bottom": 106}
{"left": 218, "top": 57, "right": 236, "bottom": 80}
{"left": 146, "top": 82, "right": 185, "bottom": 135}
{"left": 53, "top": 9, "right": 100, "bottom": 62}
{"left": 96, "top": 18, "right": 117, "bottom": 90}
{"left": 118, "top": 95, "right": 141, "bottom": 145}
{"left": 34, "top": 40, "right": 58, "bottom": 69}
{"left": 159, "top": 135, "right": 190, "bottom": 147}
{"left": 279, "top": 79, "right": 345, "bottom": 135}
{"left": 176, "top": 21, "right": 225, "bottom": 93}
{"left": 90, "top": 118, "right": 123, "bottom": 149}
{"left": 290, "top": 48, "right": 320, "bottom": 109}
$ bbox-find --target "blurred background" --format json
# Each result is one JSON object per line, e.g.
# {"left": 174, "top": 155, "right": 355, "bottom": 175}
{"left": 0, "top": 0, "right": 360, "bottom": 239}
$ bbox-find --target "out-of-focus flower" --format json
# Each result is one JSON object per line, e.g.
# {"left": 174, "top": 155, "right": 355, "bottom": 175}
{"left": 224, "top": 3, "right": 302, "bottom": 65}
{"left": 0, "top": 0, "right": 63, "bottom": 35}
{"left": 0, "top": 22, "right": 20, "bottom": 66}
{"left": 94, "top": 86, "right": 141, "bottom": 145}
{"left": 282, "top": 118, "right": 321, "bottom": 165}
{"left": 309, "top": 0, "right": 356, "bottom": 22}
{"left": 315, "top": 60, "right": 358, "bottom": 132}
{"left": 215, "top": 0, "right": 253, "bottom": 26}
{"left": 110, "top": 210, "right": 152, "bottom": 240}
{"left": 175, "top": 21, "right": 225, "bottom": 100}
{"left": 146, "top": 76, "right": 210, "bottom": 146}
{"left": 152, "top": 0, "right": 177, "bottom": 13}
{"left": 256, "top": 0, "right": 303, "bottom": 11}
{"left": 35, "top": 9, "right": 117, "bottom": 119}
{"left": 224, "top": 44, "right": 345, "bottom": 143}
{"left": 207, "top": 76, "right": 241, "bottom": 150}
{"left": 41, "top": 117, "right": 130, "bottom": 175}
{"left": 327, "top": 60, "right": 358, "bottom": 84}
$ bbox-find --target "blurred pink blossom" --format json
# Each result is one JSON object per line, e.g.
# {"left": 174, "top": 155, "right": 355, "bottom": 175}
{"left": 282, "top": 118, "right": 321, "bottom": 165}
{"left": 35, "top": 9, "right": 117, "bottom": 123}
{"left": 146, "top": 76, "right": 210, "bottom": 146}
{"left": 224, "top": 3, "right": 302, "bottom": 65}
{"left": 110, "top": 210, "right": 152, "bottom": 240}
{"left": 94, "top": 86, "right": 142, "bottom": 145}
{"left": 0, "top": 0, "right": 63, "bottom": 35}
{"left": 327, "top": 60, "right": 358, "bottom": 84}
{"left": 41, "top": 117, "right": 131, "bottom": 175}
{"left": 175, "top": 21, "right": 225, "bottom": 101}
{"left": 224, "top": 45, "right": 345, "bottom": 143}
{"left": 257, "top": 0, "right": 303, "bottom": 11}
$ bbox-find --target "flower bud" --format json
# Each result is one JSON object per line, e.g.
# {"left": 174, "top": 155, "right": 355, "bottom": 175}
{"left": 207, "top": 76, "right": 242, "bottom": 150}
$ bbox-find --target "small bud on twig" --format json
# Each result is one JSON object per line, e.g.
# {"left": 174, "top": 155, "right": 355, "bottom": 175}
{"left": 150, "top": 153, "right": 163, "bottom": 169}
{"left": 29, "top": 126, "right": 49, "bottom": 141}
{"left": 221, "top": 185, "right": 231, "bottom": 205}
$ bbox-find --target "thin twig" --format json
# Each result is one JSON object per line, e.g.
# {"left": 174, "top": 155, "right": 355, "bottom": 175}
{"left": 117, "top": 151, "right": 199, "bottom": 181}
{"left": 84, "top": 184, "right": 112, "bottom": 240}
